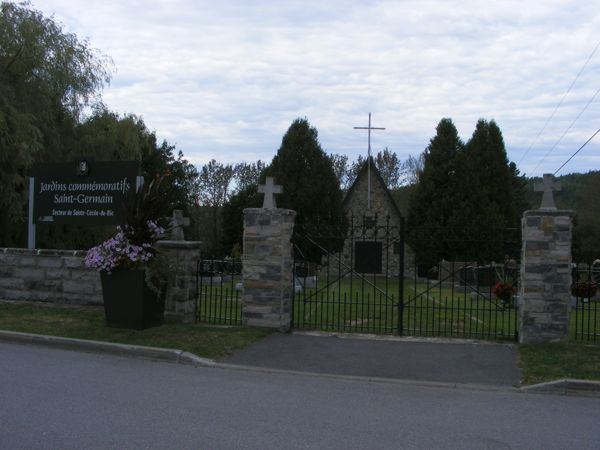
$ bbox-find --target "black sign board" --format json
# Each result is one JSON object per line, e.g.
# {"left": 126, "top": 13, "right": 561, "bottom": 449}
{"left": 354, "top": 241, "right": 383, "bottom": 274}
{"left": 32, "top": 159, "right": 139, "bottom": 225}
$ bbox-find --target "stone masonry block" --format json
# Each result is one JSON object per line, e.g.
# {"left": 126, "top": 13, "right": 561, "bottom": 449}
{"left": 525, "top": 241, "right": 550, "bottom": 251}
{"left": 46, "top": 268, "right": 72, "bottom": 280}
{"left": 0, "top": 278, "right": 24, "bottom": 289}
{"left": 63, "top": 257, "right": 85, "bottom": 269}
{"left": 63, "top": 280, "right": 96, "bottom": 294}
{"left": 18, "top": 255, "right": 39, "bottom": 267}
{"left": 37, "top": 257, "right": 63, "bottom": 269}
{"left": 13, "top": 267, "right": 46, "bottom": 280}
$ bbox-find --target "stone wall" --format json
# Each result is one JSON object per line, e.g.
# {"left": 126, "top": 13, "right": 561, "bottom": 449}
{"left": 519, "top": 210, "right": 575, "bottom": 344}
{"left": 0, "top": 248, "right": 102, "bottom": 305}
{"left": 0, "top": 242, "right": 201, "bottom": 318}
{"left": 242, "top": 208, "right": 295, "bottom": 330}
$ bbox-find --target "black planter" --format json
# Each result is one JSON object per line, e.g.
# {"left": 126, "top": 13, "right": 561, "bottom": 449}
{"left": 100, "top": 269, "right": 164, "bottom": 330}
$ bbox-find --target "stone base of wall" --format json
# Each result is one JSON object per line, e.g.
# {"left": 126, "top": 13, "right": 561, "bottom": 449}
{"left": 0, "top": 248, "right": 102, "bottom": 305}
{"left": 1, "top": 242, "right": 202, "bottom": 321}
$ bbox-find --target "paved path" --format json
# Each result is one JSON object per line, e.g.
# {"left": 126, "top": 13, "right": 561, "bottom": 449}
{"left": 223, "top": 333, "right": 521, "bottom": 386}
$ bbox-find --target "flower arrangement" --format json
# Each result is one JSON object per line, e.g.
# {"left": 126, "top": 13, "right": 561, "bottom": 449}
{"left": 85, "top": 176, "right": 171, "bottom": 274}
{"left": 492, "top": 281, "right": 515, "bottom": 302}
{"left": 571, "top": 281, "right": 598, "bottom": 298}
{"left": 85, "top": 221, "right": 166, "bottom": 273}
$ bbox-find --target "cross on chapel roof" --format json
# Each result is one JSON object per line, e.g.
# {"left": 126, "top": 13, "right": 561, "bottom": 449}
{"left": 534, "top": 173, "right": 561, "bottom": 210}
{"left": 258, "top": 177, "right": 283, "bottom": 210}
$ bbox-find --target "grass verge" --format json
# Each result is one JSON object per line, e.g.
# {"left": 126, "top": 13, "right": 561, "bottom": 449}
{"left": 519, "top": 343, "right": 600, "bottom": 385}
{"left": 0, "top": 301, "right": 272, "bottom": 360}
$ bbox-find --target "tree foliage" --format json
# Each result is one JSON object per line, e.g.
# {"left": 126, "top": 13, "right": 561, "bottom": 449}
{"left": 0, "top": 3, "right": 197, "bottom": 248}
{"left": 407, "top": 118, "right": 463, "bottom": 263}
{"left": 266, "top": 118, "right": 346, "bottom": 260}
{"left": 407, "top": 118, "right": 526, "bottom": 264}
{"left": 233, "top": 160, "right": 266, "bottom": 194}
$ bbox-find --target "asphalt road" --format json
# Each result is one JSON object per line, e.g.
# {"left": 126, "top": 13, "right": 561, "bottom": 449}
{"left": 2, "top": 341, "right": 600, "bottom": 450}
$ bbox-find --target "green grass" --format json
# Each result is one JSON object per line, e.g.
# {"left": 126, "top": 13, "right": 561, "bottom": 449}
{"left": 292, "top": 276, "right": 518, "bottom": 340}
{"left": 519, "top": 343, "right": 600, "bottom": 385}
{"left": 0, "top": 301, "right": 272, "bottom": 360}
{"left": 571, "top": 299, "right": 600, "bottom": 342}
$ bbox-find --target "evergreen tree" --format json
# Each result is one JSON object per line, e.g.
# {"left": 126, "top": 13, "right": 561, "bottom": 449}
{"left": 408, "top": 118, "right": 526, "bottom": 264}
{"left": 220, "top": 184, "right": 262, "bottom": 257}
{"left": 461, "top": 119, "right": 523, "bottom": 261}
{"left": 407, "top": 118, "right": 463, "bottom": 263}
{"left": 266, "top": 118, "right": 346, "bottom": 260}
{"left": 573, "top": 172, "right": 600, "bottom": 261}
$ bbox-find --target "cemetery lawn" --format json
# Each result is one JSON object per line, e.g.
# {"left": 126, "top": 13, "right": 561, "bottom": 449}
{"left": 518, "top": 343, "right": 600, "bottom": 385}
{"left": 0, "top": 301, "right": 272, "bottom": 360}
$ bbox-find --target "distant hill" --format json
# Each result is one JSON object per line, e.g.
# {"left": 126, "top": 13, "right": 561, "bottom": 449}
{"left": 393, "top": 170, "right": 600, "bottom": 261}
{"left": 524, "top": 171, "right": 597, "bottom": 211}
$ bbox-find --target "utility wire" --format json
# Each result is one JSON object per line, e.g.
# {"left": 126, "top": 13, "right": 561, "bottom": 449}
{"left": 518, "top": 39, "right": 600, "bottom": 165}
{"left": 532, "top": 85, "right": 600, "bottom": 173}
{"left": 553, "top": 127, "right": 600, "bottom": 175}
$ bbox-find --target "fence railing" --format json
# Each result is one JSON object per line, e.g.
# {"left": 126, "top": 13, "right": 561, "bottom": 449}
{"left": 571, "top": 263, "right": 599, "bottom": 343}
{"left": 196, "top": 258, "right": 242, "bottom": 325}
{"left": 293, "top": 256, "right": 520, "bottom": 341}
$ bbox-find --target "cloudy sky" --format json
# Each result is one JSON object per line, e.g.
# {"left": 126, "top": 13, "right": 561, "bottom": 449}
{"left": 32, "top": 0, "right": 600, "bottom": 177}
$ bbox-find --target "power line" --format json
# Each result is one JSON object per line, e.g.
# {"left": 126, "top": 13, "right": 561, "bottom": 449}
{"left": 532, "top": 85, "right": 600, "bottom": 174}
{"left": 553, "top": 127, "right": 600, "bottom": 175}
{"left": 518, "top": 39, "right": 600, "bottom": 165}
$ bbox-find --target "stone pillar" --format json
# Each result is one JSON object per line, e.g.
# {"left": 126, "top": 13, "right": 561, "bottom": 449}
{"left": 519, "top": 210, "right": 575, "bottom": 344}
{"left": 242, "top": 208, "right": 295, "bottom": 331}
{"left": 155, "top": 240, "right": 201, "bottom": 323}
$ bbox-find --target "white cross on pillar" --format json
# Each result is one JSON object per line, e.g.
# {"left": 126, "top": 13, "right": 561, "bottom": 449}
{"left": 534, "top": 173, "right": 561, "bottom": 210}
{"left": 258, "top": 177, "right": 283, "bottom": 210}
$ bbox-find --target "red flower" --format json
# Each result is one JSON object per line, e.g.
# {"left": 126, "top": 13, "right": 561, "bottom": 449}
{"left": 493, "top": 282, "right": 515, "bottom": 301}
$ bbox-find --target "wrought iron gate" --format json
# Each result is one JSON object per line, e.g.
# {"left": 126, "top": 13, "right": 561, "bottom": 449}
{"left": 291, "top": 215, "right": 519, "bottom": 341}
{"left": 292, "top": 214, "right": 405, "bottom": 334}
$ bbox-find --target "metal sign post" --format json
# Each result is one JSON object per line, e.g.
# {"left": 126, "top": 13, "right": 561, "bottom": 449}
{"left": 28, "top": 177, "right": 36, "bottom": 249}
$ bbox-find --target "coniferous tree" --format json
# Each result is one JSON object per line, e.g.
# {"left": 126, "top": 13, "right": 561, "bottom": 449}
{"left": 407, "top": 118, "right": 463, "bottom": 264}
{"left": 409, "top": 118, "right": 526, "bottom": 264}
{"left": 266, "top": 118, "right": 346, "bottom": 261}
{"left": 461, "top": 119, "right": 523, "bottom": 261}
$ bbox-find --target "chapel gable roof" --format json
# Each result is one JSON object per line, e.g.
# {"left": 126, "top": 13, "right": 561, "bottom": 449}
{"left": 342, "top": 156, "right": 404, "bottom": 219}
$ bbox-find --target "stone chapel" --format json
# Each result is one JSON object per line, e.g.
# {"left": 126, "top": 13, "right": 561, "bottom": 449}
{"left": 338, "top": 156, "right": 413, "bottom": 276}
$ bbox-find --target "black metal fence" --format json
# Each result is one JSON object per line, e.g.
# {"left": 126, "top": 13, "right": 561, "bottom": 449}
{"left": 196, "top": 258, "right": 242, "bottom": 325}
{"left": 571, "top": 263, "right": 599, "bottom": 343}
{"left": 401, "top": 261, "right": 519, "bottom": 340}
{"left": 293, "top": 255, "right": 519, "bottom": 340}
{"left": 292, "top": 214, "right": 405, "bottom": 335}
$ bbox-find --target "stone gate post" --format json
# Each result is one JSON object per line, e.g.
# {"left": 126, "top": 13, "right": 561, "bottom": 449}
{"left": 242, "top": 177, "right": 295, "bottom": 331}
{"left": 519, "top": 174, "right": 575, "bottom": 344}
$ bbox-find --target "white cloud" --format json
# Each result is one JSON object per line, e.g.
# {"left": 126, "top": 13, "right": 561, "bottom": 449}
{"left": 31, "top": 0, "right": 600, "bottom": 174}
